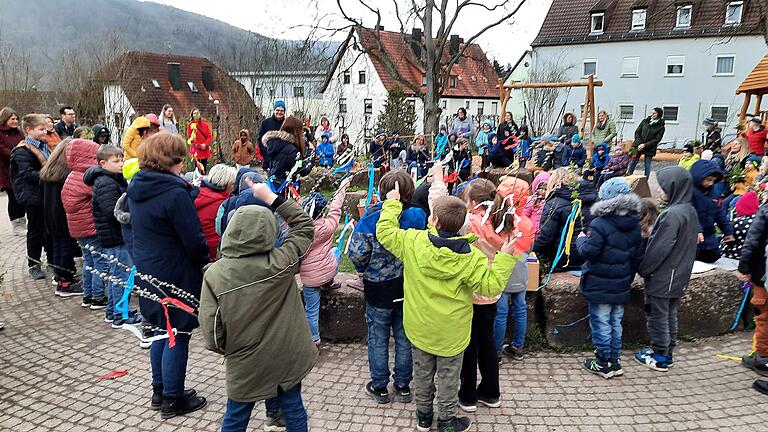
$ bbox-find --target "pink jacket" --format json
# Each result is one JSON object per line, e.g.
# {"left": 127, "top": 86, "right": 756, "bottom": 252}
{"left": 523, "top": 172, "right": 550, "bottom": 234}
{"left": 299, "top": 188, "right": 346, "bottom": 287}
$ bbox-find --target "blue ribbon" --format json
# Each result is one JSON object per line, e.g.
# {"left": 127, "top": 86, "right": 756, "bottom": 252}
{"left": 538, "top": 201, "right": 580, "bottom": 291}
{"left": 333, "top": 159, "right": 355, "bottom": 175}
{"left": 116, "top": 266, "right": 136, "bottom": 320}
{"left": 730, "top": 281, "right": 752, "bottom": 331}
{"left": 366, "top": 163, "right": 375, "bottom": 207}
{"left": 334, "top": 214, "right": 351, "bottom": 261}
{"left": 433, "top": 134, "right": 449, "bottom": 161}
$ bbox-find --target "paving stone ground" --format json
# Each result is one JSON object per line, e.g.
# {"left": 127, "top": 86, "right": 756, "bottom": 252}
{"left": 1, "top": 192, "right": 768, "bottom": 431}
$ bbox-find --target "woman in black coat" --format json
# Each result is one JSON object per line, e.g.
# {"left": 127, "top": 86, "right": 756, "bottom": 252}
{"left": 497, "top": 111, "right": 519, "bottom": 142}
{"left": 126, "top": 133, "right": 209, "bottom": 418}
{"left": 629, "top": 107, "right": 666, "bottom": 177}
{"left": 263, "top": 116, "right": 305, "bottom": 191}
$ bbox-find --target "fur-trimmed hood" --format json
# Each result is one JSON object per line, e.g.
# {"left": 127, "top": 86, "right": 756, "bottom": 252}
{"left": 591, "top": 192, "right": 642, "bottom": 217}
{"left": 262, "top": 130, "right": 297, "bottom": 146}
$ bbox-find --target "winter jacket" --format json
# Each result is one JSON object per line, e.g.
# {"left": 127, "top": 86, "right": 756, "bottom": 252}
{"left": 84, "top": 166, "right": 127, "bottom": 248}
{"left": 451, "top": 145, "right": 472, "bottom": 180}
{"left": 232, "top": 129, "right": 256, "bottom": 166}
{"left": 489, "top": 133, "right": 516, "bottom": 165}
{"left": 187, "top": 119, "right": 212, "bottom": 161}
{"left": 9, "top": 139, "right": 47, "bottom": 207}
{"left": 704, "top": 127, "right": 723, "bottom": 152}
{"left": 742, "top": 127, "right": 768, "bottom": 156}
{"left": 553, "top": 143, "right": 566, "bottom": 169}
{"left": 557, "top": 115, "right": 579, "bottom": 144}
{"left": 42, "top": 179, "right": 70, "bottom": 238}
{"left": 258, "top": 115, "right": 284, "bottom": 167}
{"left": 370, "top": 138, "right": 386, "bottom": 167}
{"left": 54, "top": 121, "right": 77, "bottom": 139}
{"left": 317, "top": 140, "right": 334, "bottom": 167}
{"left": 264, "top": 130, "right": 300, "bottom": 187}
{"left": 122, "top": 117, "right": 151, "bottom": 159}
{"left": 451, "top": 116, "right": 474, "bottom": 141}
{"left": 300, "top": 186, "right": 346, "bottom": 287}
{"left": 386, "top": 138, "right": 405, "bottom": 159}
{"left": 535, "top": 147, "right": 556, "bottom": 171}
{"left": 721, "top": 214, "right": 754, "bottom": 260}
{"left": 195, "top": 180, "right": 230, "bottom": 261}
{"left": 92, "top": 124, "right": 110, "bottom": 145}
{"left": 691, "top": 160, "right": 733, "bottom": 250}
{"left": 348, "top": 201, "right": 426, "bottom": 308}
{"left": 376, "top": 199, "right": 518, "bottom": 357}
{"left": 524, "top": 172, "right": 550, "bottom": 233}
{"left": 638, "top": 166, "right": 698, "bottom": 298}
{"left": 678, "top": 154, "right": 700, "bottom": 170}
{"left": 533, "top": 181, "right": 597, "bottom": 270}
{"left": 576, "top": 193, "right": 643, "bottom": 305}
{"left": 475, "top": 126, "right": 492, "bottom": 156}
{"left": 127, "top": 170, "right": 210, "bottom": 332}
{"left": 562, "top": 143, "right": 587, "bottom": 168}
{"left": 497, "top": 121, "right": 519, "bottom": 143}
{"left": 45, "top": 130, "right": 62, "bottom": 151}
{"left": 591, "top": 120, "right": 617, "bottom": 145}
{"left": 406, "top": 146, "right": 429, "bottom": 167}
{"left": 591, "top": 147, "right": 610, "bottom": 171}
{"left": 739, "top": 204, "right": 768, "bottom": 284}
{"left": 0, "top": 125, "right": 24, "bottom": 189}
{"left": 602, "top": 153, "right": 629, "bottom": 175}
{"left": 61, "top": 139, "right": 99, "bottom": 239}
{"left": 495, "top": 177, "right": 535, "bottom": 294}
{"left": 633, "top": 117, "right": 666, "bottom": 157}
{"left": 199, "top": 198, "right": 316, "bottom": 403}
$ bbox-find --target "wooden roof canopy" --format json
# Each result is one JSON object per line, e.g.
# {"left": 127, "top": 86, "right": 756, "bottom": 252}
{"left": 737, "top": 54, "right": 768, "bottom": 123}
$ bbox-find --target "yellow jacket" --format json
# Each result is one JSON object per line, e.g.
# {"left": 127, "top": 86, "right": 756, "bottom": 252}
{"left": 122, "top": 117, "right": 151, "bottom": 159}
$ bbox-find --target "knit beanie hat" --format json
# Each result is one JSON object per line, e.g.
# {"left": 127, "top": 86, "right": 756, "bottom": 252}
{"left": 571, "top": 134, "right": 581, "bottom": 144}
{"left": 274, "top": 100, "right": 286, "bottom": 110}
{"left": 735, "top": 191, "right": 759, "bottom": 217}
{"left": 598, "top": 177, "right": 631, "bottom": 200}
{"left": 123, "top": 158, "right": 140, "bottom": 181}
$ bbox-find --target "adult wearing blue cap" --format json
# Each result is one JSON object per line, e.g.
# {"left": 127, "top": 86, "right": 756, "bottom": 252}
{"left": 258, "top": 100, "right": 287, "bottom": 169}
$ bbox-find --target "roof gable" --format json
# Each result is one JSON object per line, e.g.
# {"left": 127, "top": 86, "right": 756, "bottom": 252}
{"left": 738, "top": 53, "right": 768, "bottom": 94}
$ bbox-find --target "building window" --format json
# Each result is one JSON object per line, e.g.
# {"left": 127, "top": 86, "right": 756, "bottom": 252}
{"left": 293, "top": 86, "right": 304, "bottom": 97}
{"left": 619, "top": 104, "right": 634, "bottom": 122}
{"left": 187, "top": 81, "right": 198, "bottom": 93}
{"left": 407, "top": 99, "right": 416, "bottom": 115}
{"left": 477, "top": 101, "right": 484, "bottom": 116}
{"left": 715, "top": 55, "right": 735, "bottom": 76}
{"left": 725, "top": 1, "right": 743, "bottom": 25}
{"left": 631, "top": 9, "right": 646, "bottom": 31}
{"left": 254, "top": 87, "right": 261, "bottom": 96}
{"left": 465, "top": 100, "right": 471, "bottom": 109}
{"left": 621, "top": 57, "right": 639, "bottom": 77}
{"left": 339, "top": 98, "right": 347, "bottom": 114}
{"left": 583, "top": 59, "right": 597, "bottom": 77}
{"left": 441, "top": 100, "right": 447, "bottom": 110}
{"left": 666, "top": 55, "right": 685, "bottom": 77}
{"left": 343, "top": 71, "right": 351, "bottom": 84}
{"left": 450, "top": 76, "right": 457, "bottom": 88}
{"left": 491, "top": 101, "right": 498, "bottom": 114}
{"left": 676, "top": 5, "right": 692, "bottom": 28}
{"left": 421, "top": 75, "right": 427, "bottom": 86}
{"left": 590, "top": 13, "right": 604, "bottom": 34}
{"left": 663, "top": 106, "right": 679, "bottom": 123}
{"left": 359, "top": 71, "right": 366, "bottom": 84}
{"left": 711, "top": 106, "right": 729, "bottom": 123}
{"left": 364, "top": 98, "right": 373, "bottom": 114}
{"left": 151, "top": 79, "right": 161, "bottom": 89}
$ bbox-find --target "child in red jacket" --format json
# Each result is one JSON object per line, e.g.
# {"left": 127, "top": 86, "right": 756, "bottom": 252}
{"left": 742, "top": 117, "right": 767, "bottom": 156}
{"left": 195, "top": 164, "right": 237, "bottom": 261}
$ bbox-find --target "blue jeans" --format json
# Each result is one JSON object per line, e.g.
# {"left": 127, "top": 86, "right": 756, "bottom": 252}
{"left": 365, "top": 303, "right": 412, "bottom": 389}
{"left": 221, "top": 383, "right": 307, "bottom": 432}
{"left": 627, "top": 155, "right": 652, "bottom": 177}
{"left": 77, "top": 236, "right": 107, "bottom": 299}
{"left": 588, "top": 303, "right": 624, "bottom": 361}
{"left": 494, "top": 291, "right": 527, "bottom": 352}
{"left": 303, "top": 286, "right": 321, "bottom": 342}
{"left": 150, "top": 332, "right": 190, "bottom": 397}
{"left": 106, "top": 245, "right": 133, "bottom": 319}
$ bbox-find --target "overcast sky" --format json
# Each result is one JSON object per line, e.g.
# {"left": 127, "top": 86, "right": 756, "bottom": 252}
{"left": 146, "top": 0, "right": 552, "bottom": 66}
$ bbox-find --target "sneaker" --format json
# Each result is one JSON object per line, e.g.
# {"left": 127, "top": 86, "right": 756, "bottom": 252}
{"left": 160, "top": 393, "right": 206, "bottom": 419}
{"left": 634, "top": 351, "right": 670, "bottom": 372}
{"left": 90, "top": 297, "right": 107, "bottom": 310}
{"left": 502, "top": 344, "right": 525, "bottom": 361}
{"left": 364, "top": 381, "right": 390, "bottom": 404}
{"left": 478, "top": 395, "right": 501, "bottom": 408}
{"left": 416, "top": 411, "right": 433, "bottom": 432}
{"left": 55, "top": 281, "right": 83, "bottom": 297}
{"left": 742, "top": 353, "right": 768, "bottom": 377}
{"left": 104, "top": 314, "right": 114, "bottom": 324}
{"left": 612, "top": 359, "right": 624, "bottom": 377}
{"left": 457, "top": 400, "right": 476, "bottom": 413}
{"left": 28, "top": 264, "right": 46, "bottom": 280}
{"left": 150, "top": 386, "right": 198, "bottom": 410}
{"left": 667, "top": 354, "right": 675, "bottom": 368}
{"left": 139, "top": 326, "right": 154, "bottom": 349}
{"left": 11, "top": 218, "right": 26, "bottom": 236}
{"left": 753, "top": 379, "right": 768, "bottom": 396}
{"left": 437, "top": 416, "right": 471, "bottom": 432}
{"left": 394, "top": 384, "right": 412, "bottom": 403}
{"left": 81, "top": 296, "right": 93, "bottom": 307}
{"left": 264, "top": 411, "right": 286, "bottom": 431}
{"left": 583, "top": 357, "right": 614, "bottom": 379}
{"left": 112, "top": 314, "right": 143, "bottom": 328}
{"left": 51, "top": 276, "right": 58, "bottom": 286}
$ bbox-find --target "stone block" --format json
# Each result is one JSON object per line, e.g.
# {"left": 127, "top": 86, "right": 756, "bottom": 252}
{"left": 318, "top": 275, "right": 366, "bottom": 342}
{"left": 343, "top": 190, "right": 369, "bottom": 220}
{"left": 350, "top": 167, "right": 382, "bottom": 190}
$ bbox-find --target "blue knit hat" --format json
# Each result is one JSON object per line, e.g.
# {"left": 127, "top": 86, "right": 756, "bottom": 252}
{"left": 599, "top": 177, "right": 631, "bottom": 200}
{"left": 571, "top": 134, "right": 581, "bottom": 144}
{"left": 274, "top": 100, "right": 286, "bottom": 110}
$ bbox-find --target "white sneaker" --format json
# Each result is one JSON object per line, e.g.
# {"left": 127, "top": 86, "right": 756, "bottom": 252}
{"left": 11, "top": 218, "right": 26, "bottom": 236}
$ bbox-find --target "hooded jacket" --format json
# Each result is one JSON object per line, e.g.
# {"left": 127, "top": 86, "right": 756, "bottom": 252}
{"left": 562, "top": 142, "right": 587, "bottom": 167}
{"left": 122, "top": 117, "right": 151, "bottom": 159}
{"left": 317, "top": 135, "right": 334, "bottom": 167}
{"left": 127, "top": 170, "right": 210, "bottom": 332}
{"left": 475, "top": 119, "right": 494, "bottom": 156}
{"left": 0, "top": 124, "right": 24, "bottom": 189}
{"left": 232, "top": 129, "right": 257, "bottom": 166}
{"left": 187, "top": 118, "right": 212, "bottom": 161}
{"left": 300, "top": 186, "right": 347, "bottom": 287}
{"left": 638, "top": 166, "right": 698, "bottom": 298}
{"left": 576, "top": 193, "right": 643, "bottom": 304}
{"left": 84, "top": 166, "right": 127, "bottom": 248}
{"left": 195, "top": 180, "right": 230, "bottom": 261}
{"left": 9, "top": 139, "right": 47, "bottom": 207}
{"left": 258, "top": 114, "right": 285, "bottom": 167}
{"left": 42, "top": 168, "right": 72, "bottom": 239}
{"left": 524, "top": 171, "right": 550, "bottom": 233}
{"left": 199, "top": 198, "right": 317, "bottom": 403}
{"left": 738, "top": 203, "right": 768, "bottom": 284}
{"left": 376, "top": 199, "right": 518, "bottom": 357}
{"left": 591, "top": 144, "right": 610, "bottom": 171}
{"left": 496, "top": 177, "right": 535, "bottom": 294}
{"left": 61, "top": 139, "right": 99, "bottom": 238}
{"left": 558, "top": 114, "right": 579, "bottom": 144}
{"left": 91, "top": 124, "right": 110, "bottom": 145}
{"left": 633, "top": 117, "right": 666, "bottom": 157}
{"left": 704, "top": 126, "right": 722, "bottom": 152}
{"left": 690, "top": 160, "right": 733, "bottom": 250}
{"left": 263, "top": 130, "right": 300, "bottom": 186}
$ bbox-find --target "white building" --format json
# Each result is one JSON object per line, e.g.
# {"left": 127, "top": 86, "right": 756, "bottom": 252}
{"left": 231, "top": 70, "right": 326, "bottom": 122}
{"left": 320, "top": 26, "right": 502, "bottom": 150}
{"left": 532, "top": 0, "right": 767, "bottom": 147}
{"left": 503, "top": 50, "right": 532, "bottom": 124}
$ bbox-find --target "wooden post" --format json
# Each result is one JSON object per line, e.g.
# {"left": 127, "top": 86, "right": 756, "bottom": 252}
{"left": 498, "top": 78, "right": 510, "bottom": 117}
{"left": 580, "top": 84, "right": 590, "bottom": 137}
{"left": 756, "top": 93, "right": 763, "bottom": 116}
{"left": 739, "top": 93, "right": 752, "bottom": 122}
{"left": 588, "top": 74, "right": 596, "bottom": 140}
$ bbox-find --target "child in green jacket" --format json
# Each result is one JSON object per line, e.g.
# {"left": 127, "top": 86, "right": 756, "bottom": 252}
{"left": 376, "top": 183, "right": 518, "bottom": 432}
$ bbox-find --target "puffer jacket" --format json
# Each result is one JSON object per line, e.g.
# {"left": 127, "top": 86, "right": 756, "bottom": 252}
{"left": 592, "top": 144, "right": 610, "bottom": 170}
{"left": 264, "top": 130, "right": 300, "bottom": 187}
{"left": 742, "top": 126, "right": 767, "bottom": 156}
{"left": 557, "top": 114, "right": 579, "bottom": 144}
{"left": 524, "top": 172, "right": 550, "bottom": 234}
{"left": 738, "top": 203, "right": 768, "bottom": 284}
{"left": 576, "top": 193, "right": 643, "bottom": 305}
{"left": 317, "top": 139, "right": 334, "bottom": 167}
{"left": 84, "top": 166, "right": 127, "bottom": 248}
{"left": 122, "top": 117, "right": 150, "bottom": 159}
{"left": 690, "top": 160, "right": 733, "bottom": 250}
{"left": 496, "top": 177, "right": 535, "bottom": 294}
{"left": 61, "top": 139, "right": 99, "bottom": 239}
{"left": 195, "top": 180, "right": 230, "bottom": 261}
{"left": 300, "top": 185, "right": 347, "bottom": 287}
{"left": 633, "top": 117, "right": 666, "bottom": 157}
{"left": 562, "top": 142, "right": 587, "bottom": 167}
{"left": 9, "top": 139, "right": 47, "bottom": 206}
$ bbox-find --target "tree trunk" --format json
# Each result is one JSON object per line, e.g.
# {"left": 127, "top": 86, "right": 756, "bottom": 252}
{"left": 423, "top": 0, "right": 440, "bottom": 148}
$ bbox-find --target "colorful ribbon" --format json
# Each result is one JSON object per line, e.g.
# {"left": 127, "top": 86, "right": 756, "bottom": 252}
{"left": 538, "top": 199, "right": 582, "bottom": 290}
{"left": 730, "top": 281, "right": 752, "bottom": 331}
{"left": 366, "top": 163, "right": 375, "bottom": 207}
{"left": 115, "top": 266, "right": 136, "bottom": 321}
{"left": 159, "top": 297, "right": 196, "bottom": 348}
{"left": 334, "top": 214, "right": 353, "bottom": 261}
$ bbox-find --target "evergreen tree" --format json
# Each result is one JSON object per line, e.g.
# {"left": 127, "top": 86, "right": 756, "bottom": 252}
{"left": 375, "top": 86, "right": 416, "bottom": 138}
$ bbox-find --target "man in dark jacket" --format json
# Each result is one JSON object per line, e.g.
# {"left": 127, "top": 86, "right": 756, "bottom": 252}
{"left": 634, "top": 166, "right": 698, "bottom": 372}
{"left": 628, "top": 107, "right": 665, "bottom": 177}
{"left": 690, "top": 160, "right": 734, "bottom": 263}
{"left": 702, "top": 118, "right": 722, "bottom": 153}
{"left": 258, "top": 101, "right": 286, "bottom": 168}
{"left": 387, "top": 130, "right": 405, "bottom": 165}
{"left": 54, "top": 106, "right": 78, "bottom": 139}
{"left": 370, "top": 129, "right": 387, "bottom": 168}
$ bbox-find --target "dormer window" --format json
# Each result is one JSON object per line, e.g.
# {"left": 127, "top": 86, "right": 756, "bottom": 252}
{"left": 631, "top": 9, "right": 646, "bottom": 31}
{"left": 725, "top": 1, "right": 743, "bottom": 25}
{"left": 187, "top": 81, "right": 198, "bottom": 93}
{"left": 676, "top": 5, "right": 692, "bottom": 28}
{"left": 590, "top": 13, "right": 605, "bottom": 34}
{"left": 151, "top": 79, "right": 161, "bottom": 89}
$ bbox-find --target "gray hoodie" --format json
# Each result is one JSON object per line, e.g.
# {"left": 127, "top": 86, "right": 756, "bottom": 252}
{"left": 638, "top": 166, "right": 699, "bottom": 299}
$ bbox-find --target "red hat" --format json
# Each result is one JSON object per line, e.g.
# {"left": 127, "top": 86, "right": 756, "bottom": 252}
{"left": 145, "top": 113, "right": 161, "bottom": 126}
{"left": 736, "top": 191, "right": 759, "bottom": 217}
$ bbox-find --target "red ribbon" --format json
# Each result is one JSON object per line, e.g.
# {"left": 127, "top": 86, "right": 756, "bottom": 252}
{"left": 97, "top": 370, "right": 129, "bottom": 381}
{"left": 443, "top": 171, "right": 458, "bottom": 184}
{"left": 288, "top": 184, "right": 301, "bottom": 202}
{"left": 159, "top": 297, "right": 196, "bottom": 347}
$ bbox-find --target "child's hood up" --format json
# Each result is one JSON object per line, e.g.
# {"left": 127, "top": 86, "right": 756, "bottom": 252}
{"left": 656, "top": 166, "right": 693, "bottom": 206}
{"left": 219, "top": 205, "right": 277, "bottom": 257}
{"left": 65, "top": 139, "right": 99, "bottom": 172}
{"left": 690, "top": 159, "right": 724, "bottom": 189}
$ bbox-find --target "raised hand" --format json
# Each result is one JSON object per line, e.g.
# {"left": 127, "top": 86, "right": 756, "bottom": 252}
{"left": 386, "top": 181, "right": 401, "bottom": 201}
{"left": 245, "top": 177, "right": 278, "bottom": 205}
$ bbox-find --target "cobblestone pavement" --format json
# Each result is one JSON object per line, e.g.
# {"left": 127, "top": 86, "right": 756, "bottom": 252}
{"left": 1, "top": 200, "right": 768, "bottom": 431}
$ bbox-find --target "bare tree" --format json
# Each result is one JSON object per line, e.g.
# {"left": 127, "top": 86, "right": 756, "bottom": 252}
{"left": 0, "top": 33, "right": 43, "bottom": 91}
{"left": 521, "top": 58, "right": 574, "bottom": 136}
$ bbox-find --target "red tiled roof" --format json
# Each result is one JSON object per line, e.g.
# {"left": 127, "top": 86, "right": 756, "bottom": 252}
{"left": 533, "top": 0, "right": 764, "bottom": 46}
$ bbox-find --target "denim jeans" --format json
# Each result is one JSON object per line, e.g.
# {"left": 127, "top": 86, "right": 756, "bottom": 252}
{"left": 627, "top": 155, "right": 652, "bottom": 177}
{"left": 588, "top": 303, "right": 624, "bottom": 361}
{"left": 52, "top": 236, "right": 77, "bottom": 282}
{"left": 303, "top": 286, "right": 321, "bottom": 342}
{"left": 77, "top": 236, "right": 107, "bottom": 299}
{"left": 150, "top": 332, "right": 190, "bottom": 397}
{"left": 220, "top": 383, "right": 307, "bottom": 432}
{"left": 365, "top": 303, "right": 413, "bottom": 389}
{"left": 105, "top": 245, "right": 133, "bottom": 319}
{"left": 494, "top": 291, "right": 527, "bottom": 352}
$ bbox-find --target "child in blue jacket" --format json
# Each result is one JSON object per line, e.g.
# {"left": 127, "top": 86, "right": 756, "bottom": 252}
{"left": 690, "top": 160, "right": 735, "bottom": 263}
{"left": 585, "top": 143, "right": 610, "bottom": 185}
{"left": 562, "top": 134, "right": 587, "bottom": 168}
{"left": 317, "top": 132, "right": 334, "bottom": 167}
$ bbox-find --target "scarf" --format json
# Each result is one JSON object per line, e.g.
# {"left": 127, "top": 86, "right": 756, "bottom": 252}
{"left": 25, "top": 136, "right": 50, "bottom": 160}
{"left": 595, "top": 121, "right": 606, "bottom": 131}
{"left": 649, "top": 118, "right": 659, "bottom": 125}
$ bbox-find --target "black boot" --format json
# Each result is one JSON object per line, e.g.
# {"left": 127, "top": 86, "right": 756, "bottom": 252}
{"left": 753, "top": 379, "right": 768, "bottom": 396}
{"left": 160, "top": 392, "right": 207, "bottom": 419}
{"left": 151, "top": 385, "right": 199, "bottom": 410}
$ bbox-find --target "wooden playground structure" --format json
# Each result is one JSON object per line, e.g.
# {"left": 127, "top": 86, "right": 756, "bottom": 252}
{"left": 737, "top": 54, "right": 768, "bottom": 124}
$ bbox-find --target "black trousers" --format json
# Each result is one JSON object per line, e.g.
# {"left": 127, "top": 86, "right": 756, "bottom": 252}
{"left": 3, "top": 188, "right": 25, "bottom": 221}
{"left": 51, "top": 235, "right": 78, "bottom": 282}
{"left": 25, "top": 205, "right": 51, "bottom": 268}
{"left": 459, "top": 304, "right": 500, "bottom": 403}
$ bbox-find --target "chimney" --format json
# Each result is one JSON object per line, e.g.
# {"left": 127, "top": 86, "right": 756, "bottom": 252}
{"left": 449, "top": 35, "right": 460, "bottom": 56}
{"left": 202, "top": 66, "right": 215, "bottom": 91}
{"left": 411, "top": 28, "right": 423, "bottom": 59}
{"left": 375, "top": 24, "right": 384, "bottom": 31}
{"left": 167, "top": 63, "right": 181, "bottom": 91}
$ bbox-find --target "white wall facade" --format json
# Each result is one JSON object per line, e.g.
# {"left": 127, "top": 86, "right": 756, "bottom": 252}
{"left": 232, "top": 71, "right": 326, "bottom": 122}
{"left": 533, "top": 35, "right": 766, "bottom": 147}
{"left": 503, "top": 51, "right": 532, "bottom": 123}
{"left": 103, "top": 84, "right": 135, "bottom": 145}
